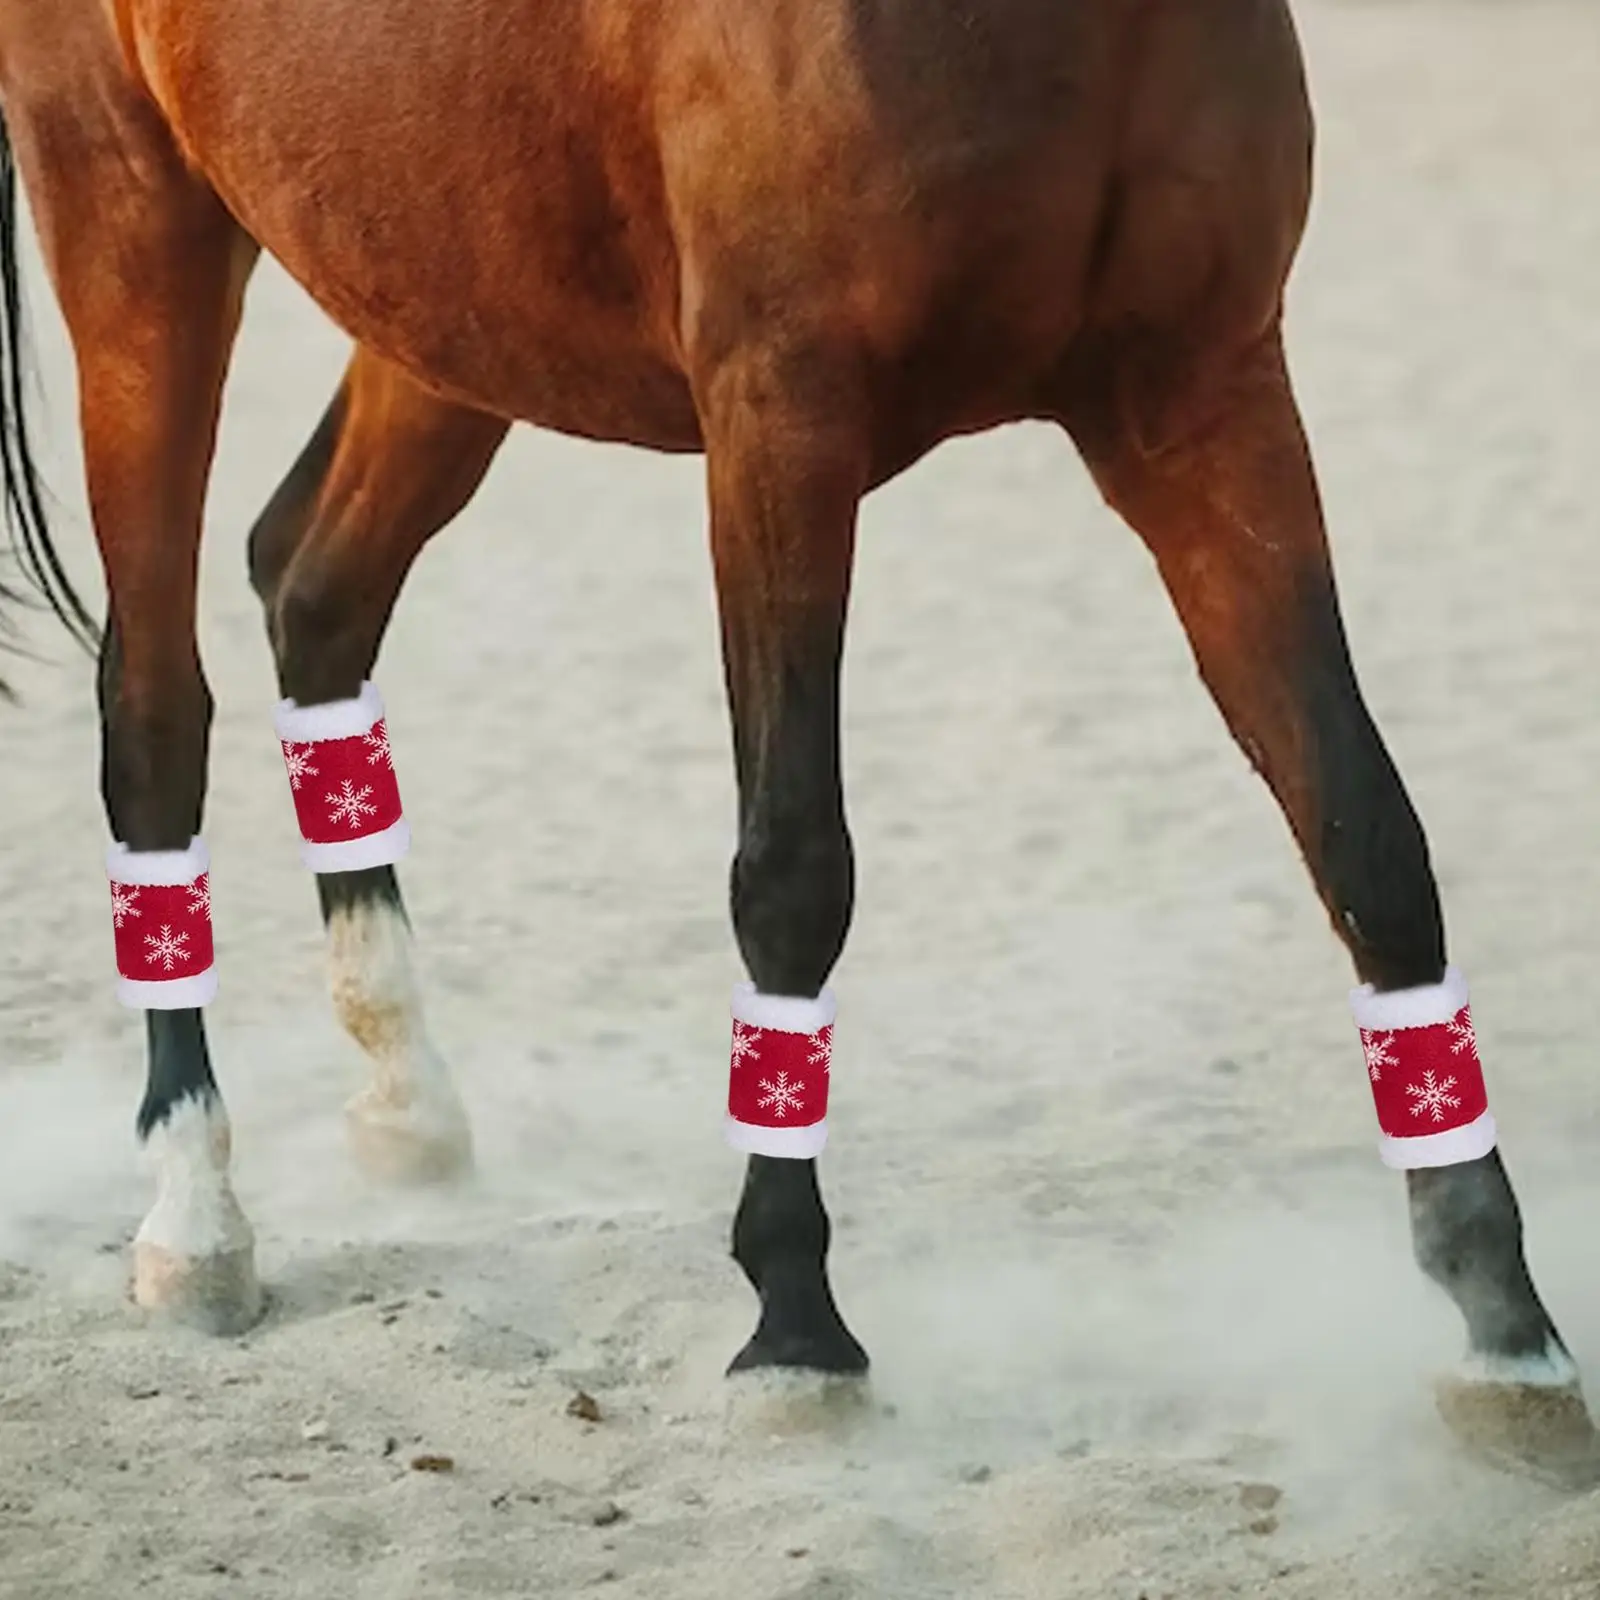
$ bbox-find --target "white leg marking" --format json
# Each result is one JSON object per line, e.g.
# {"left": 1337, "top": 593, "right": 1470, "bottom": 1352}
{"left": 326, "top": 896, "right": 472, "bottom": 1182}
{"left": 134, "top": 1094, "right": 262, "bottom": 1333}
{"left": 1459, "top": 1343, "right": 1582, "bottom": 1390}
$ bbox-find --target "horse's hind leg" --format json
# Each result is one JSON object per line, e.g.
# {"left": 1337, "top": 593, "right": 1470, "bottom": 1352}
{"left": 248, "top": 347, "right": 506, "bottom": 1183}
{"left": 1062, "top": 326, "right": 1594, "bottom": 1480}
{"left": 9, "top": 100, "right": 262, "bottom": 1330}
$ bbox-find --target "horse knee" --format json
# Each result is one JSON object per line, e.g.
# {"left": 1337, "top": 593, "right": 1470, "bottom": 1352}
{"left": 100, "top": 649, "right": 213, "bottom": 842}
{"left": 269, "top": 551, "right": 374, "bottom": 703}
{"left": 731, "top": 819, "right": 854, "bottom": 995}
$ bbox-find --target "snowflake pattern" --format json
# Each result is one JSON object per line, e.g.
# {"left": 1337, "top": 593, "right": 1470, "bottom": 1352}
{"left": 1361, "top": 1029, "right": 1399, "bottom": 1083}
{"left": 756, "top": 1071, "right": 806, "bottom": 1119}
{"left": 730, "top": 1021, "right": 763, "bottom": 1067}
{"left": 186, "top": 875, "right": 211, "bottom": 919}
{"left": 363, "top": 724, "right": 394, "bottom": 769}
{"left": 1447, "top": 1012, "right": 1477, "bottom": 1057}
{"left": 807, "top": 1029, "right": 833, "bottom": 1074}
{"left": 110, "top": 883, "right": 141, "bottom": 929}
{"left": 1406, "top": 1070, "right": 1462, "bottom": 1124}
{"left": 282, "top": 742, "right": 320, "bottom": 791}
{"left": 326, "top": 779, "right": 379, "bottom": 830}
{"left": 143, "top": 924, "right": 192, "bottom": 972}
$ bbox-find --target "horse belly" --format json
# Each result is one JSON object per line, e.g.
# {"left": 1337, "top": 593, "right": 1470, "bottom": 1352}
{"left": 130, "top": 0, "right": 700, "bottom": 446}
{"left": 268, "top": 242, "right": 701, "bottom": 450}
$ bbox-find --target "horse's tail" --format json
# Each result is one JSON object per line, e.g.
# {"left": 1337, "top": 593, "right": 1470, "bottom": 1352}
{"left": 0, "top": 106, "right": 100, "bottom": 696}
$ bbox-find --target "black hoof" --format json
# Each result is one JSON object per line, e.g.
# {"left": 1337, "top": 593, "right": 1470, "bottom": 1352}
{"left": 727, "top": 1313, "right": 870, "bottom": 1377}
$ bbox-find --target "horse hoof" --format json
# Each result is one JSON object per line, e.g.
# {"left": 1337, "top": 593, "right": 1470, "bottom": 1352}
{"left": 344, "top": 1087, "right": 473, "bottom": 1185}
{"left": 727, "top": 1323, "right": 871, "bottom": 1379}
{"left": 1435, "top": 1374, "right": 1600, "bottom": 1489}
{"left": 720, "top": 1363, "right": 873, "bottom": 1436}
{"left": 132, "top": 1240, "right": 265, "bottom": 1337}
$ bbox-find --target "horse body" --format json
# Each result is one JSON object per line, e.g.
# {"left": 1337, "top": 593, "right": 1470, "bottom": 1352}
{"left": 59, "top": 0, "right": 1299, "bottom": 464}
{"left": 1, "top": 0, "right": 1593, "bottom": 1480}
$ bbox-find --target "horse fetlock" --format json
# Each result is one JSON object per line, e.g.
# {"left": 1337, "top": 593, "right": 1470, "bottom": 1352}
{"left": 325, "top": 893, "right": 430, "bottom": 1053}
{"left": 344, "top": 1077, "right": 472, "bottom": 1184}
{"left": 329, "top": 983, "right": 415, "bottom": 1059}
{"left": 1405, "top": 1154, "right": 1562, "bottom": 1363}
{"left": 318, "top": 857, "right": 467, "bottom": 1181}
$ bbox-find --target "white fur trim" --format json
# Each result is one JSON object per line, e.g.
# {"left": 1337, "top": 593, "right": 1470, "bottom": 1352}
{"left": 107, "top": 837, "right": 208, "bottom": 888}
{"left": 299, "top": 818, "right": 410, "bottom": 873}
{"left": 136, "top": 1095, "right": 254, "bottom": 1258}
{"left": 731, "top": 983, "right": 836, "bottom": 1035}
{"left": 1350, "top": 965, "right": 1469, "bottom": 1031}
{"left": 725, "top": 1115, "right": 829, "bottom": 1159}
{"left": 1379, "top": 1110, "right": 1497, "bottom": 1170}
{"left": 274, "top": 681, "right": 384, "bottom": 744}
{"left": 118, "top": 965, "right": 218, "bottom": 1011}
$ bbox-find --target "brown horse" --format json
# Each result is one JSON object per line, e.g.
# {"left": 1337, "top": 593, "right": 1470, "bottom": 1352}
{"left": 0, "top": 0, "right": 1591, "bottom": 1478}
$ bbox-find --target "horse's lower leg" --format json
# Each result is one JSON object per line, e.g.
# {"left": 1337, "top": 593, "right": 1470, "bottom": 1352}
{"left": 1065, "top": 328, "right": 1589, "bottom": 1471}
{"left": 699, "top": 347, "right": 868, "bottom": 1376}
{"left": 249, "top": 348, "right": 506, "bottom": 1182}
{"left": 34, "top": 136, "right": 261, "bottom": 1328}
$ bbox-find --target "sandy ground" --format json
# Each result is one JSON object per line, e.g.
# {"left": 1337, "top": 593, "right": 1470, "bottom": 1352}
{"left": 3, "top": 2, "right": 1600, "bottom": 1596}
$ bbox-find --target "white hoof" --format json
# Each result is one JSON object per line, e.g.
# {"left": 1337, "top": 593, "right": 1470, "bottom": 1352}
{"left": 133, "top": 1238, "right": 264, "bottom": 1336}
{"left": 133, "top": 1096, "right": 264, "bottom": 1336}
{"left": 344, "top": 1085, "right": 473, "bottom": 1184}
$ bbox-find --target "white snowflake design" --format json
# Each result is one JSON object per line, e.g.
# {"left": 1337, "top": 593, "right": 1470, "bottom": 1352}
{"left": 281, "top": 742, "right": 320, "bottom": 791}
{"left": 109, "top": 883, "right": 141, "bottom": 929}
{"left": 730, "top": 1021, "right": 763, "bottom": 1067}
{"left": 1447, "top": 1012, "right": 1477, "bottom": 1057}
{"left": 363, "top": 723, "right": 394, "bottom": 769}
{"left": 186, "top": 875, "right": 211, "bottom": 919}
{"left": 807, "top": 1028, "right": 833, "bottom": 1074}
{"left": 326, "top": 779, "right": 379, "bottom": 830}
{"left": 143, "top": 925, "right": 192, "bottom": 972}
{"left": 756, "top": 1071, "right": 806, "bottom": 1119}
{"left": 1406, "top": 1070, "right": 1462, "bottom": 1124}
{"left": 1361, "top": 1029, "right": 1399, "bottom": 1083}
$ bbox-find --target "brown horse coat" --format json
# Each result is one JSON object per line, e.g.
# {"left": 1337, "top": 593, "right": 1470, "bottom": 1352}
{"left": 0, "top": 0, "right": 1588, "bottom": 1477}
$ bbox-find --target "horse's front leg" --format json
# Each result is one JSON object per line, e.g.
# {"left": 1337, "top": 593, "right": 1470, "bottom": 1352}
{"left": 248, "top": 347, "right": 506, "bottom": 1183}
{"left": 1066, "top": 327, "right": 1594, "bottom": 1482}
{"left": 697, "top": 343, "right": 869, "bottom": 1376}
{"left": 15, "top": 103, "right": 264, "bottom": 1331}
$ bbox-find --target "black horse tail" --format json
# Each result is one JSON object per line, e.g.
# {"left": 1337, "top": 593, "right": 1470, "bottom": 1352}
{"left": 0, "top": 108, "right": 101, "bottom": 697}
